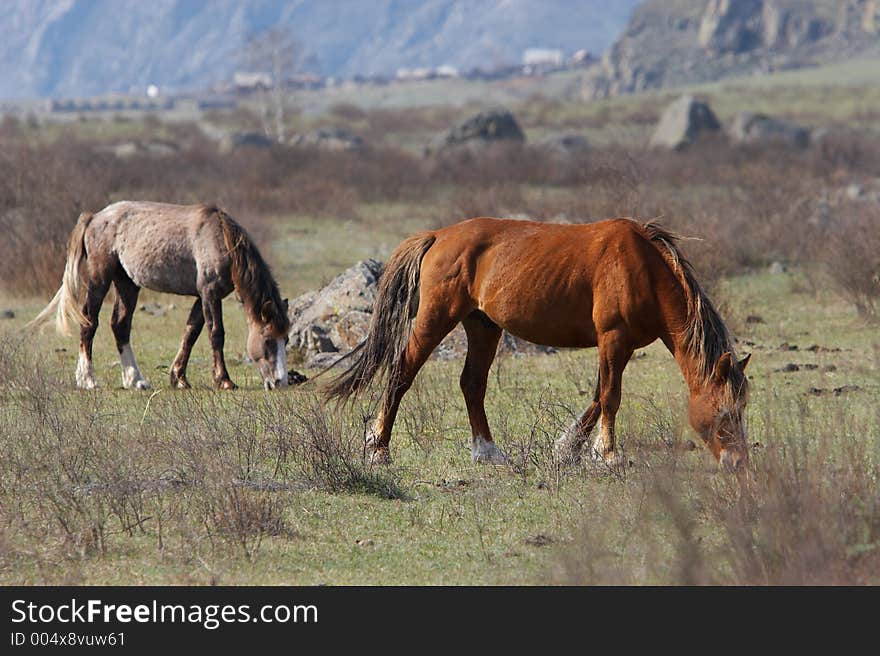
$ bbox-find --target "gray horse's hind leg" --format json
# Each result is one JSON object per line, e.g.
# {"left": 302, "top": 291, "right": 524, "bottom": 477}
{"left": 170, "top": 298, "right": 204, "bottom": 389}
{"left": 111, "top": 273, "right": 148, "bottom": 390}
{"left": 76, "top": 279, "right": 111, "bottom": 389}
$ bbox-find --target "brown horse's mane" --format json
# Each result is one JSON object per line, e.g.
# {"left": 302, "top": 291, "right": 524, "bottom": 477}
{"left": 208, "top": 206, "right": 289, "bottom": 333}
{"left": 638, "top": 220, "right": 742, "bottom": 391}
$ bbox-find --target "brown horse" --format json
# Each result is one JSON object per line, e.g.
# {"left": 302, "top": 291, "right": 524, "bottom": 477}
{"left": 327, "top": 217, "right": 751, "bottom": 471}
{"left": 30, "top": 202, "right": 290, "bottom": 390}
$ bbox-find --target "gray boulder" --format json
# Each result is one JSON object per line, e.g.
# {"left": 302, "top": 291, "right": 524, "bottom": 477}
{"left": 649, "top": 95, "right": 721, "bottom": 150}
{"left": 426, "top": 108, "right": 525, "bottom": 156}
{"left": 287, "top": 259, "right": 382, "bottom": 366}
{"left": 728, "top": 112, "right": 810, "bottom": 148}
{"left": 289, "top": 127, "right": 364, "bottom": 151}
{"left": 222, "top": 131, "right": 275, "bottom": 151}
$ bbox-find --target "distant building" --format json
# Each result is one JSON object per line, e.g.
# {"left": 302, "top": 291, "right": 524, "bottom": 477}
{"left": 434, "top": 65, "right": 459, "bottom": 78}
{"left": 395, "top": 67, "right": 433, "bottom": 81}
{"left": 233, "top": 71, "right": 273, "bottom": 92}
{"left": 522, "top": 48, "right": 564, "bottom": 67}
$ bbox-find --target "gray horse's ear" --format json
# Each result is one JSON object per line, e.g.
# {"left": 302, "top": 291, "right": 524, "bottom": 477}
{"left": 261, "top": 300, "right": 275, "bottom": 323}
{"left": 282, "top": 298, "right": 289, "bottom": 311}
{"left": 713, "top": 352, "right": 733, "bottom": 383}
{"left": 739, "top": 353, "right": 752, "bottom": 372}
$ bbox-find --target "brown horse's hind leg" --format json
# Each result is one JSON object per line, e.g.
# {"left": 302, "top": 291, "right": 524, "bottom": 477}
{"left": 169, "top": 298, "right": 204, "bottom": 389}
{"left": 555, "top": 371, "right": 601, "bottom": 465}
{"left": 460, "top": 313, "right": 506, "bottom": 464}
{"left": 200, "top": 288, "right": 236, "bottom": 390}
{"left": 76, "top": 279, "right": 111, "bottom": 389}
{"left": 111, "top": 274, "right": 149, "bottom": 390}
{"left": 367, "top": 313, "right": 458, "bottom": 464}
{"left": 593, "top": 330, "right": 633, "bottom": 465}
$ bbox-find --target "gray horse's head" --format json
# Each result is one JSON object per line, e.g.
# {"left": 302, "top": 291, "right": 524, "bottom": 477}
{"left": 246, "top": 299, "right": 290, "bottom": 390}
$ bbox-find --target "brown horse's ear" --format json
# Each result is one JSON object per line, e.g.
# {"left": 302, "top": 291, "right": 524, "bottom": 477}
{"left": 714, "top": 352, "right": 733, "bottom": 383}
{"left": 739, "top": 353, "right": 752, "bottom": 372}
{"left": 260, "top": 300, "right": 275, "bottom": 324}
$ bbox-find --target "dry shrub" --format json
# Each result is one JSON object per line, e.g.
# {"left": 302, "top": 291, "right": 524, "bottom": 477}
{"left": 0, "top": 141, "right": 114, "bottom": 295}
{"left": 0, "top": 136, "right": 429, "bottom": 296}
{"left": 290, "top": 396, "right": 406, "bottom": 499}
{"left": 0, "top": 339, "right": 403, "bottom": 575}
{"left": 820, "top": 203, "right": 880, "bottom": 319}
{"left": 551, "top": 400, "right": 880, "bottom": 585}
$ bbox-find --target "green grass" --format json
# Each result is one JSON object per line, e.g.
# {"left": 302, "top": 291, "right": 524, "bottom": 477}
{"left": 2, "top": 208, "right": 878, "bottom": 584}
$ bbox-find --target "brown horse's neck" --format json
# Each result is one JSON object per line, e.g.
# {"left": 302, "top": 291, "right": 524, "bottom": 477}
{"left": 665, "top": 326, "right": 707, "bottom": 395}
{"left": 658, "top": 282, "right": 718, "bottom": 395}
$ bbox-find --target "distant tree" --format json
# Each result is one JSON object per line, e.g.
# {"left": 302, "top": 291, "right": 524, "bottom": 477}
{"left": 240, "top": 28, "right": 301, "bottom": 143}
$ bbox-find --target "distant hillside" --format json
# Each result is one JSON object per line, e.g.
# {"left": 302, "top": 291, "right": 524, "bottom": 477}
{"left": 583, "top": 0, "right": 880, "bottom": 97}
{"left": 0, "top": 0, "right": 640, "bottom": 99}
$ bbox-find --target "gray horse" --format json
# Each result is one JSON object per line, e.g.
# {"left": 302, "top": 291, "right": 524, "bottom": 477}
{"left": 31, "top": 202, "right": 290, "bottom": 390}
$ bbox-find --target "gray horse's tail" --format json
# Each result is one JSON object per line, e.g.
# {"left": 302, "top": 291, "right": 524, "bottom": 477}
{"left": 29, "top": 212, "right": 93, "bottom": 335}
{"left": 324, "top": 232, "right": 436, "bottom": 401}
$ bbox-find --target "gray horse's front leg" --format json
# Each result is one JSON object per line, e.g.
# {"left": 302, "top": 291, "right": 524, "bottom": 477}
{"left": 201, "top": 289, "right": 236, "bottom": 390}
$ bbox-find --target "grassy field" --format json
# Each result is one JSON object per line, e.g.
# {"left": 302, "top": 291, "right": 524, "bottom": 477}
{"left": 2, "top": 60, "right": 880, "bottom": 584}
{"left": 1, "top": 207, "right": 878, "bottom": 585}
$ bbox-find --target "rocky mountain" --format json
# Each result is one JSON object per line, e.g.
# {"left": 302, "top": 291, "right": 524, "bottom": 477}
{"left": 584, "top": 0, "right": 880, "bottom": 98}
{"left": 0, "top": 0, "right": 640, "bottom": 99}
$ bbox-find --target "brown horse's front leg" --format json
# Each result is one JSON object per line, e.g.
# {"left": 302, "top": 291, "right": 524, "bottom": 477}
{"left": 201, "top": 292, "right": 236, "bottom": 390}
{"left": 592, "top": 331, "right": 632, "bottom": 466}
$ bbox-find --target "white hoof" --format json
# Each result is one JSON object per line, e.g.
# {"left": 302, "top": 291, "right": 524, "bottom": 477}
{"left": 365, "top": 432, "right": 392, "bottom": 465}
{"left": 590, "top": 444, "right": 625, "bottom": 467}
{"left": 471, "top": 436, "right": 508, "bottom": 464}
{"left": 76, "top": 377, "right": 99, "bottom": 390}
{"left": 120, "top": 345, "right": 149, "bottom": 390}
{"left": 75, "top": 353, "right": 98, "bottom": 389}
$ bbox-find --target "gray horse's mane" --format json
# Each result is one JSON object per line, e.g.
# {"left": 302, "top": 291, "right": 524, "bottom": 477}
{"left": 207, "top": 206, "right": 288, "bottom": 332}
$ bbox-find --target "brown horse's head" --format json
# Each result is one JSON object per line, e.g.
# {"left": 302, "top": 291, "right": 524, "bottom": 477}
{"left": 688, "top": 352, "right": 751, "bottom": 472}
{"left": 246, "top": 299, "right": 291, "bottom": 390}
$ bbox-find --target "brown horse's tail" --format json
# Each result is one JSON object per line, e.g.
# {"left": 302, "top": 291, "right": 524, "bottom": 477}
{"left": 28, "top": 212, "right": 93, "bottom": 335}
{"left": 324, "top": 232, "right": 436, "bottom": 402}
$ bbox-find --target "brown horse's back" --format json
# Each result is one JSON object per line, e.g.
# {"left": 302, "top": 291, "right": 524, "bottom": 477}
{"left": 422, "top": 217, "right": 683, "bottom": 349}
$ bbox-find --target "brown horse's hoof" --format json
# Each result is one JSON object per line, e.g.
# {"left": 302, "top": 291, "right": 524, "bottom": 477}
{"left": 471, "top": 436, "right": 508, "bottom": 464}
{"left": 217, "top": 379, "right": 237, "bottom": 391}
{"left": 369, "top": 448, "right": 393, "bottom": 465}
{"left": 591, "top": 446, "right": 625, "bottom": 468}
{"left": 365, "top": 433, "right": 392, "bottom": 465}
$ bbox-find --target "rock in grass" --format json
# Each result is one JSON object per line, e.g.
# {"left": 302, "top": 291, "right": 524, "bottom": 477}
{"left": 649, "top": 95, "right": 721, "bottom": 150}
{"left": 729, "top": 112, "right": 810, "bottom": 148}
